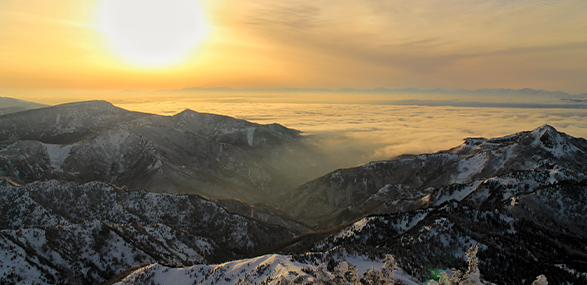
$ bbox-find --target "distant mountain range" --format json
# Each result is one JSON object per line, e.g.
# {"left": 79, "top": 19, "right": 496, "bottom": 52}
{"left": 0, "top": 101, "right": 586, "bottom": 284}
{"left": 0, "top": 97, "right": 48, "bottom": 115}
{"left": 142, "top": 87, "right": 587, "bottom": 109}
{"left": 157, "top": 86, "right": 587, "bottom": 97}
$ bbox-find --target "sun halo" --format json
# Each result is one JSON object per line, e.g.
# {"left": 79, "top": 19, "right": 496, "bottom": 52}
{"left": 96, "top": 0, "right": 209, "bottom": 68}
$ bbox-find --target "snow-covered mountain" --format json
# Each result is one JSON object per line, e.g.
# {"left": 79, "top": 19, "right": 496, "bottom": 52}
{"left": 282, "top": 125, "right": 587, "bottom": 229}
{"left": 107, "top": 125, "right": 587, "bottom": 285}
{"left": 0, "top": 178, "right": 304, "bottom": 284}
{"left": 292, "top": 178, "right": 587, "bottom": 284}
{"left": 0, "top": 101, "right": 144, "bottom": 144}
{"left": 265, "top": 125, "right": 587, "bottom": 284}
{"left": 1, "top": 101, "right": 586, "bottom": 284}
{"left": 0, "top": 101, "right": 331, "bottom": 205}
{"left": 113, "top": 250, "right": 421, "bottom": 285}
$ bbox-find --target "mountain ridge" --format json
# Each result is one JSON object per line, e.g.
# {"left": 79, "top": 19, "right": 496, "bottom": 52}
{"left": 0, "top": 97, "right": 49, "bottom": 116}
{"left": 0, "top": 178, "right": 306, "bottom": 284}
{"left": 280, "top": 124, "right": 587, "bottom": 229}
{"left": 153, "top": 87, "right": 586, "bottom": 97}
{"left": 0, "top": 101, "right": 586, "bottom": 284}
{"left": 0, "top": 100, "right": 330, "bottom": 206}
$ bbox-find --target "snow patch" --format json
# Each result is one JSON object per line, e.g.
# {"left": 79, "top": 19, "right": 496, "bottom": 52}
{"left": 454, "top": 154, "right": 488, "bottom": 183}
{"left": 148, "top": 159, "right": 163, "bottom": 170}
{"left": 44, "top": 144, "right": 73, "bottom": 171}
{"left": 116, "top": 253, "right": 421, "bottom": 285}
{"left": 434, "top": 180, "right": 483, "bottom": 206}
{"left": 246, "top": 127, "right": 255, "bottom": 147}
{"left": 336, "top": 217, "right": 372, "bottom": 239}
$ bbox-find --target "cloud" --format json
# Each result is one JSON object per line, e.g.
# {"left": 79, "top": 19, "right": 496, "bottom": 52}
{"left": 244, "top": 2, "right": 323, "bottom": 30}
{"left": 207, "top": 0, "right": 587, "bottom": 92}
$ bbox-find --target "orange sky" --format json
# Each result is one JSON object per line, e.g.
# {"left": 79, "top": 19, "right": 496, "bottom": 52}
{"left": 1, "top": 0, "right": 587, "bottom": 96}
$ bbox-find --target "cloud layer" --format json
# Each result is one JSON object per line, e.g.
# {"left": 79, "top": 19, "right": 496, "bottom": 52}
{"left": 117, "top": 96, "right": 587, "bottom": 169}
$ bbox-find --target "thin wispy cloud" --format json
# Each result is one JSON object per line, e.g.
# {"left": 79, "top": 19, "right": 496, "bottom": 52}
{"left": 211, "top": 0, "right": 587, "bottom": 92}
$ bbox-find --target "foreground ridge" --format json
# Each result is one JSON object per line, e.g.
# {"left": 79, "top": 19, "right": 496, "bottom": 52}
{"left": 0, "top": 179, "right": 298, "bottom": 284}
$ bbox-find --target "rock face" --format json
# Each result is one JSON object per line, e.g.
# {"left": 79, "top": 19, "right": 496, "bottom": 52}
{"left": 0, "top": 101, "right": 327, "bottom": 205}
{"left": 282, "top": 124, "right": 587, "bottom": 229}
{"left": 0, "top": 179, "right": 298, "bottom": 284}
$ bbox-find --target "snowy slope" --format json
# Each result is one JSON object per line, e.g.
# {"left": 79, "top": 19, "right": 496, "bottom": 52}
{"left": 114, "top": 126, "right": 587, "bottom": 285}
{"left": 284, "top": 176, "right": 587, "bottom": 284}
{"left": 1, "top": 106, "right": 586, "bottom": 285}
{"left": 0, "top": 101, "right": 331, "bottom": 205}
{"left": 115, "top": 251, "right": 420, "bottom": 285}
{"left": 282, "top": 125, "right": 587, "bottom": 229}
{"left": 0, "top": 179, "right": 299, "bottom": 284}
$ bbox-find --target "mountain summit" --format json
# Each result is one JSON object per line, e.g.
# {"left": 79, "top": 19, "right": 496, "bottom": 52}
{"left": 280, "top": 125, "right": 586, "bottom": 229}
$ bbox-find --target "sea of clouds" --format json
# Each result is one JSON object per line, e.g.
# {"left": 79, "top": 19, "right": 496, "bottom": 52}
{"left": 116, "top": 98, "right": 587, "bottom": 169}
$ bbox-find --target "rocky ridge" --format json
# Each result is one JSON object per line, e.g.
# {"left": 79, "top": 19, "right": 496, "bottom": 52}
{"left": 282, "top": 125, "right": 587, "bottom": 229}
{"left": 0, "top": 101, "right": 328, "bottom": 205}
{"left": 0, "top": 178, "right": 299, "bottom": 284}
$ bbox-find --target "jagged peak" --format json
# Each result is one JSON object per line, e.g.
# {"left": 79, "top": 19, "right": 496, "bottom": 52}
{"left": 447, "top": 125, "right": 581, "bottom": 157}
{"left": 483, "top": 125, "right": 559, "bottom": 146}
{"left": 533, "top": 124, "right": 558, "bottom": 134}
{"left": 531, "top": 124, "right": 564, "bottom": 150}
{"left": 175, "top": 108, "right": 198, "bottom": 115}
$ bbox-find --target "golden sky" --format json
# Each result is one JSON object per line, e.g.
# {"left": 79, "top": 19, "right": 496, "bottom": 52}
{"left": 1, "top": 0, "right": 587, "bottom": 94}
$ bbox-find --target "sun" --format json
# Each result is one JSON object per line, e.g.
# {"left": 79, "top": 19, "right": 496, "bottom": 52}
{"left": 96, "top": 0, "right": 208, "bottom": 68}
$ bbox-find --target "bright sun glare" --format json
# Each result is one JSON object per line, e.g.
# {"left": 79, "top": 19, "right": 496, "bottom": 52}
{"left": 96, "top": 0, "right": 208, "bottom": 68}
